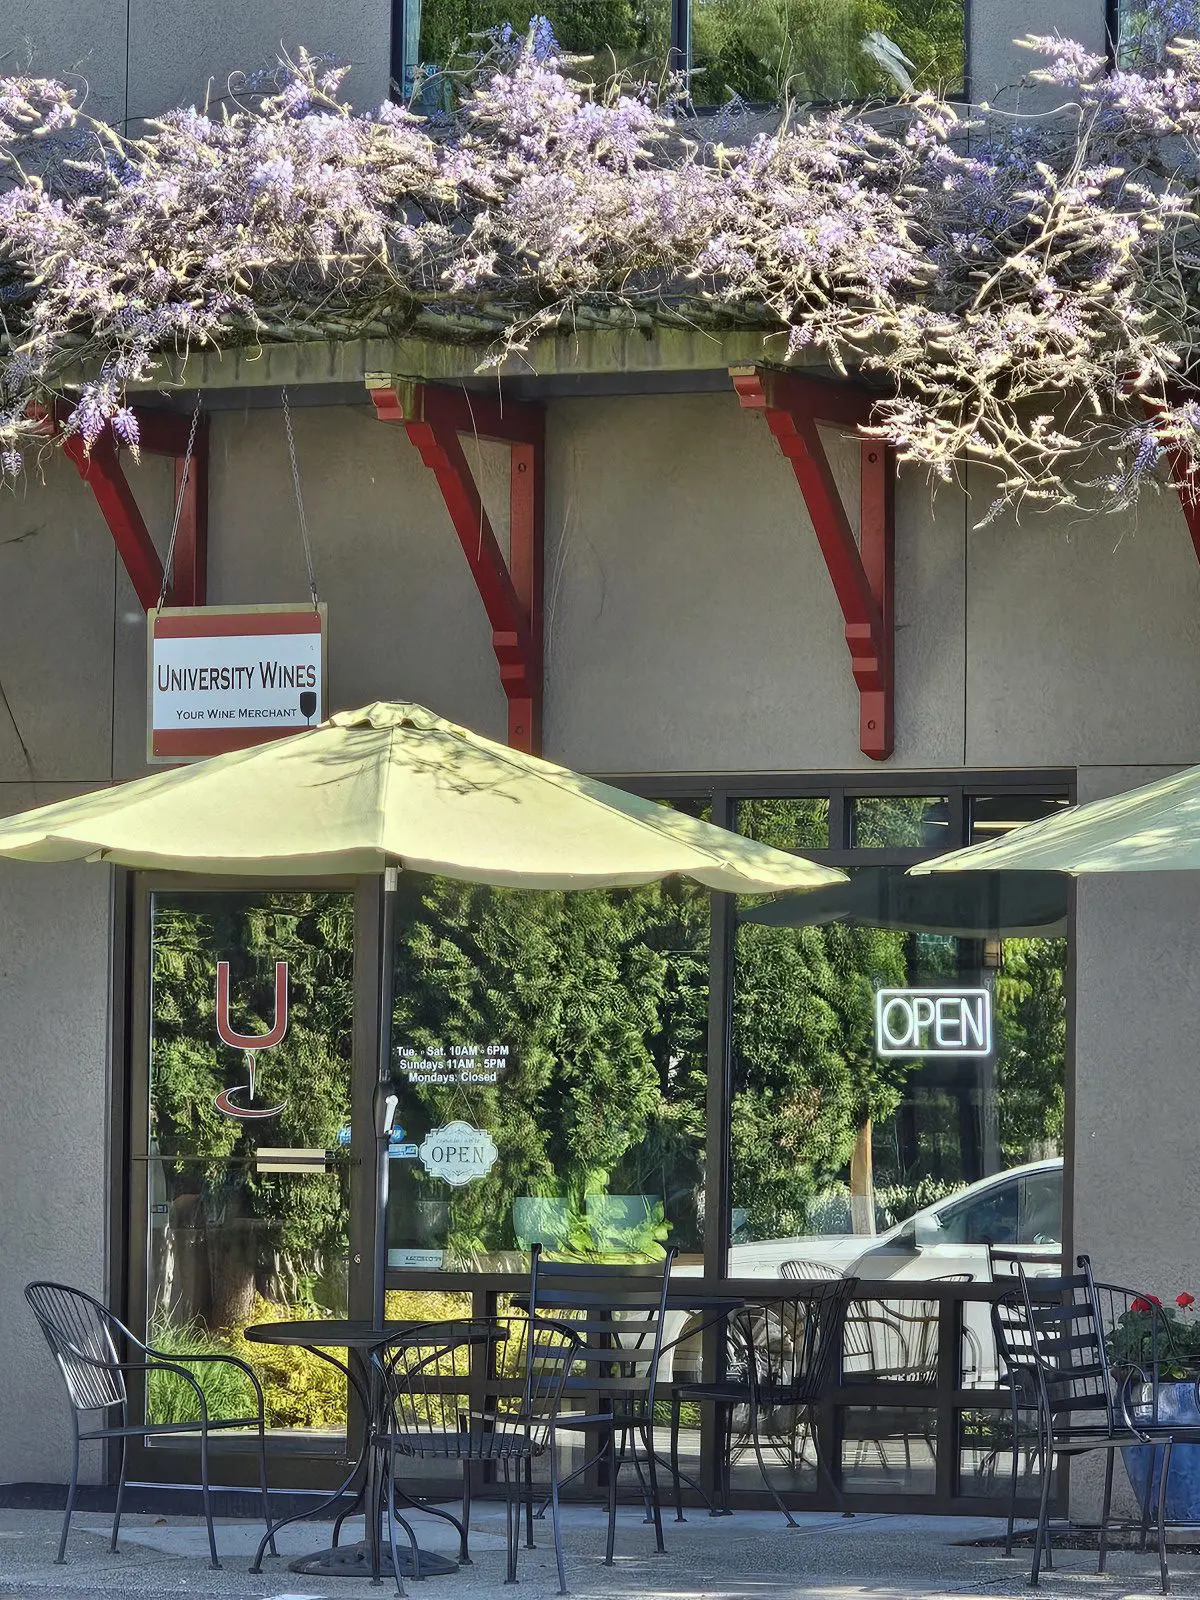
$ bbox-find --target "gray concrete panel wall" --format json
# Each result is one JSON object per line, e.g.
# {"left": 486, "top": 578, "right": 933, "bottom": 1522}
{"left": 543, "top": 393, "right": 969, "bottom": 775}
{"left": 964, "top": 493, "right": 1200, "bottom": 768}
{"left": 970, "top": 0, "right": 1107, "bottom": 104}
{"left": 2, "top": 0, "right": 390, "bottom": 125}
{"left": 125, "top": 0, "right": 391, "bottom": 122}
{"left": 1, "top": 1, "right": 128, "bottom": 123}
{"left": 0, "top": 813, "right": 112, "bottom": 1484}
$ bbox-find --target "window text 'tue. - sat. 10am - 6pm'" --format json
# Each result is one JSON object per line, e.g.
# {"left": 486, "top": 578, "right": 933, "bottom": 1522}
{"left": 394, "top": 1043, "right": 511, "bottom": 1085}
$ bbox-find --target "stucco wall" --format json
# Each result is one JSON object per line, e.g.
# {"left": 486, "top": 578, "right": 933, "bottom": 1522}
{"left": 1, "top": 0, "right": 391, "bottom": 122}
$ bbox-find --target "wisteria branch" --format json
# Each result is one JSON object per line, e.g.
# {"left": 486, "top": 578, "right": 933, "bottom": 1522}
{"left": 4, "top": 12, "right": 1200, "bottom": 515}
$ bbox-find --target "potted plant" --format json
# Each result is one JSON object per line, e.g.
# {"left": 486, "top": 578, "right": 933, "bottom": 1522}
{"left": 1112, "top": 1293, "right": 1200, "bottom": 1522}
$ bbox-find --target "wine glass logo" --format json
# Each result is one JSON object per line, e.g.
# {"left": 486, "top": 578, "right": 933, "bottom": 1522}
{"left": 299, "top": 690, "right": 318, "bottom": 725}
{"left": 213, "top": 961, "right": 289, "bottom": 1119}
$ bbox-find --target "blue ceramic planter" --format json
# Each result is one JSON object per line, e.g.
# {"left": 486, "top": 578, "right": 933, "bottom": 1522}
{"left": 1124, "top": 1381, "right": 1200, "bottom": 1524}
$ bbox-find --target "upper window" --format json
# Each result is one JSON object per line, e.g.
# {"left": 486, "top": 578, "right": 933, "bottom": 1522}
{"left": 689, "top": 0, "right": 966, "bottom": 106}
{"left": 399, "top": 0, "right": 967, "bottom": 106}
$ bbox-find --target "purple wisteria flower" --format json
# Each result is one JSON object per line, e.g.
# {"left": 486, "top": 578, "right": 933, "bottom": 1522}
{"left": 3, "top": 24, "right": 1200, "bottom": 511}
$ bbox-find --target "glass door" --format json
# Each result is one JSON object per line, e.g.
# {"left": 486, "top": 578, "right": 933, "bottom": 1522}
{"left": 127, "top": 883, "right": 367, "bottom": 1487}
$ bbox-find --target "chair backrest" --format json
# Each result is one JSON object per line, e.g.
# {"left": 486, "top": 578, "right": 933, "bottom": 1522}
{"left": 1017, "top": 1256, "right": 1117, "bottom": 1433}
{"left": 373, "top": 1317, "right": 579, "bottom": 1458}
{"left": 25, "top": 1281, "right": 128, "bottom": 1413}
{"left": 988, "top": 1242, "right": 1062, "bottom": 1279}
{"left": 992, "top": 1288, "right": 1038, "bottom": 1399}
{"left": 737, "top": 1276, "right": 857, "bottom": 1403}
{"left": 526, "top": 1244, "right": 677, "bottom": 1418}
{"left": 781, "top": 1259, "right": 843, "bottom": 1281}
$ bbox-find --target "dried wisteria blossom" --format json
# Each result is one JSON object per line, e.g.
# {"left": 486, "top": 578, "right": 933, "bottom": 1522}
{"left": 5, "top": 22, "right": 1200, "bottom": 514}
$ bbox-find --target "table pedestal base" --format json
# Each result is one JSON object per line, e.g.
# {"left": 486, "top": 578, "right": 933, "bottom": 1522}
{"left": 289, "top": 1541, "right": 459, "bottom": 1579}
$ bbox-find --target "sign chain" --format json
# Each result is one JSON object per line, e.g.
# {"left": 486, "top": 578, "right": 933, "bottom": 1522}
{"left": 156, "top": 396, "right": 203, "bottom": 611}
{"left": 282, "top": 387, "right": 320, "bottom": 611}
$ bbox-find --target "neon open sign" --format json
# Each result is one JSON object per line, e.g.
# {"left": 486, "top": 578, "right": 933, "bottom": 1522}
{"left": 875, "top": 988, "right": 992, "bottom": 1058}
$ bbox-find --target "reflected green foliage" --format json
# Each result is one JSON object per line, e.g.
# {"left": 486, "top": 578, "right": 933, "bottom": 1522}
{"left": 691, "top": 0, "right": 965, "bottom": 105}
{"left": 993, "top": 938, "right": 1067, "bottom": 1162}
{"left": 390, "top": 872, "right": 708, "bottom": 1263}
{"left": 145, "top": 1316, "right": 256, "bottom": 1425}
{"left": 851, "top": 796, "right": 948, "bottom": 849}
{"left": 731, "top": 920, "right": 908, "bottom": 1237}
{"left": 417, "top": 0, "right": 670, "bottom": 74}
{"left": 738, "top": 797, "right": 829, "bottom": 852}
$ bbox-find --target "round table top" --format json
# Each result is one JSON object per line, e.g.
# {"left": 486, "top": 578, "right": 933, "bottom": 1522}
{"left": 245, "top": 1318, "right": 498, "bottom": 1350}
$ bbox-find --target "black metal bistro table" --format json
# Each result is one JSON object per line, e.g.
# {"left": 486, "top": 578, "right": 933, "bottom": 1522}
{"left": 246, "top": 1318, "right": 498, "bottom": 1581}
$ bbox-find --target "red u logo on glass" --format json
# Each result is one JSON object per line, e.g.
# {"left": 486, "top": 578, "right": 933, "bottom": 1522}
{"left": 214, "top": 961, "right": 289, "bottom": 1119}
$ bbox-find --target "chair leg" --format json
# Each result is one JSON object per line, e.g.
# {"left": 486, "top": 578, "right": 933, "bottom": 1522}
{"left": 110, "top": 1434, "right": 128, "bottom": 1554}
{"left": 460, "top": 1462, "right": 473, "bottom": 1565}
{"left": 1158, "top": 1439, "right": 1173, "bottom": 1595}
{"left": 524, "top": 1454, "right": 535, "bottom": 1549}
{"left": 385, "top": 1450, "right": 408, "bottom": 1599}
{"left": 257, "top": 1411, "right": 277, "bottom": 1558}
{"left": 1030, "top": 1440, "right": 1054, "bottom": 1588}
{"left": 605, "top": 1427, "right": 619, "bottom": 1566}
{"left": 1140, "top": 1444, "right": 1158, "bottom": 1552}
{"left": 503, "top": 1461, "right": 519, "bottom": 1585}
{"left": 670, "top": 1395, "right": 686, "bottom": 1522}
{"left": 1098, "top": 1448, "right": 1115, "bottom": 1574}
{"left": 549, "top": 1445, "right": 568, "bottom": 1596}
{"left": 1004, "top": 1393, "right": 1020, "bottom": 1558}
{"left": 750, "top": 1403, "right": 798, "bottom": 1529}
{"left": 642, "top": 1423, "right": 666, "bottom": 1554}
{"left": 199, "top": 1423, "right": 220, "bottom": 1571}
{"left": 56, "top": 1420, "right": 80, "bottom": 1565}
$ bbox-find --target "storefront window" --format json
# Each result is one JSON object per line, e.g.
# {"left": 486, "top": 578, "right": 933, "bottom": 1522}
{"left": 384, "top": 853, "right": 710, "bottom": 1272}
{"left": 143, "top": 891, "right": 354, "bottom": 1434}
{"left": 689, "top": 0, "right": 966, "bottom": 106}
{"left": 849, "top": 795, "right": 950, "bottom": 850}
{"left": 400, "top": 0, "right": 965, "bottom": 106}
{"left": 407, "top": 0, "right": 672, "bottom": 97}
{"left": 729, "top": 828, "right": 1068, "bottom": 1283}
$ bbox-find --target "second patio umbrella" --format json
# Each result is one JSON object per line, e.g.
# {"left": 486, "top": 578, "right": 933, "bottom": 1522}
{"left": 910, "top": 762, "right": 1200, "bottom": 876}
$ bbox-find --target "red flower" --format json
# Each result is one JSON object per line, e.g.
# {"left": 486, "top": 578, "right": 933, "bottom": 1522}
{"left": 1131, "top": 1297, "right": 1160, "bottom": 1314}
{"left": 1178, "top": 1293, "right": 1196, "bottom": 1309}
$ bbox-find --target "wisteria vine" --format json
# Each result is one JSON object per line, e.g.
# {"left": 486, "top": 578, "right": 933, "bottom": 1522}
{"left": 5, "top": 11, "right": 1200, "bottom": 514}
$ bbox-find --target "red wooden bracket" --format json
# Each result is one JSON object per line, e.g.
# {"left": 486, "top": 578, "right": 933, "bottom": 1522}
{"left": 1141, "top": 397, "right": 1200, "bottom": 565}
{"left": 370, "top": 382, "right": 544, "bottom": 754}
{"left": 55, "top": 404, "right": 209, "bottom": 609}
{"left": 732, "top": 365, "right": 894, "bottom": 760}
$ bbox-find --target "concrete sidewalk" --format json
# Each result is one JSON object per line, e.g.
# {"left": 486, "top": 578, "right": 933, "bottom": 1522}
{"left": 0, "top": 1504, "right": 1199, "bottom": 1600}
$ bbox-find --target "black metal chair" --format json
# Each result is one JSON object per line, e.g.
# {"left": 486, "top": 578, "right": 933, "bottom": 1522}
{"left": 1014, "top": 1255, "right": 1194, "bottom": 1591}
{"left": 526, "top": 1243, "right": 676, "bottom": 1573}
{"left": 370, "top": 1316, "right": 581, "bottom": 1595}
{"left": 670, "top": 1276, "right": 856, "bottom": 1522}
{"left": 991, "top": 1288, "right": 1043, "bottom": 1556}
{"left": 24, "top": 1280, "right": 274, "bottom": 1569}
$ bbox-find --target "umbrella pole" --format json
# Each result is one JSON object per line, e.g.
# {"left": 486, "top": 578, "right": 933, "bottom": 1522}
{"left": 373, "top": 867, "right": 399, "bottom": 1329}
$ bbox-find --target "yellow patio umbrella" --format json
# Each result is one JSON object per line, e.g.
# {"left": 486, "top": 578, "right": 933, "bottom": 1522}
{"left": 0, "top": 700, "right": 843, "bottom": 1321}
{"left": 0, "top": 701, "right": 844, "bottom": 891}
{"left": 912, "top": 763, "right": 1200, "bottom": 876}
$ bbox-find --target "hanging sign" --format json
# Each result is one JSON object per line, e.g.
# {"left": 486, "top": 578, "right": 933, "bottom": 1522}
{"left": 147, "top": 603, "right": 327, "bottom": 762}
{"left": 875, "top": 987, "right": 992, "bottom": 1058}
{"left": 418, "top": 1122, "right": 500, "bottom": 1186}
